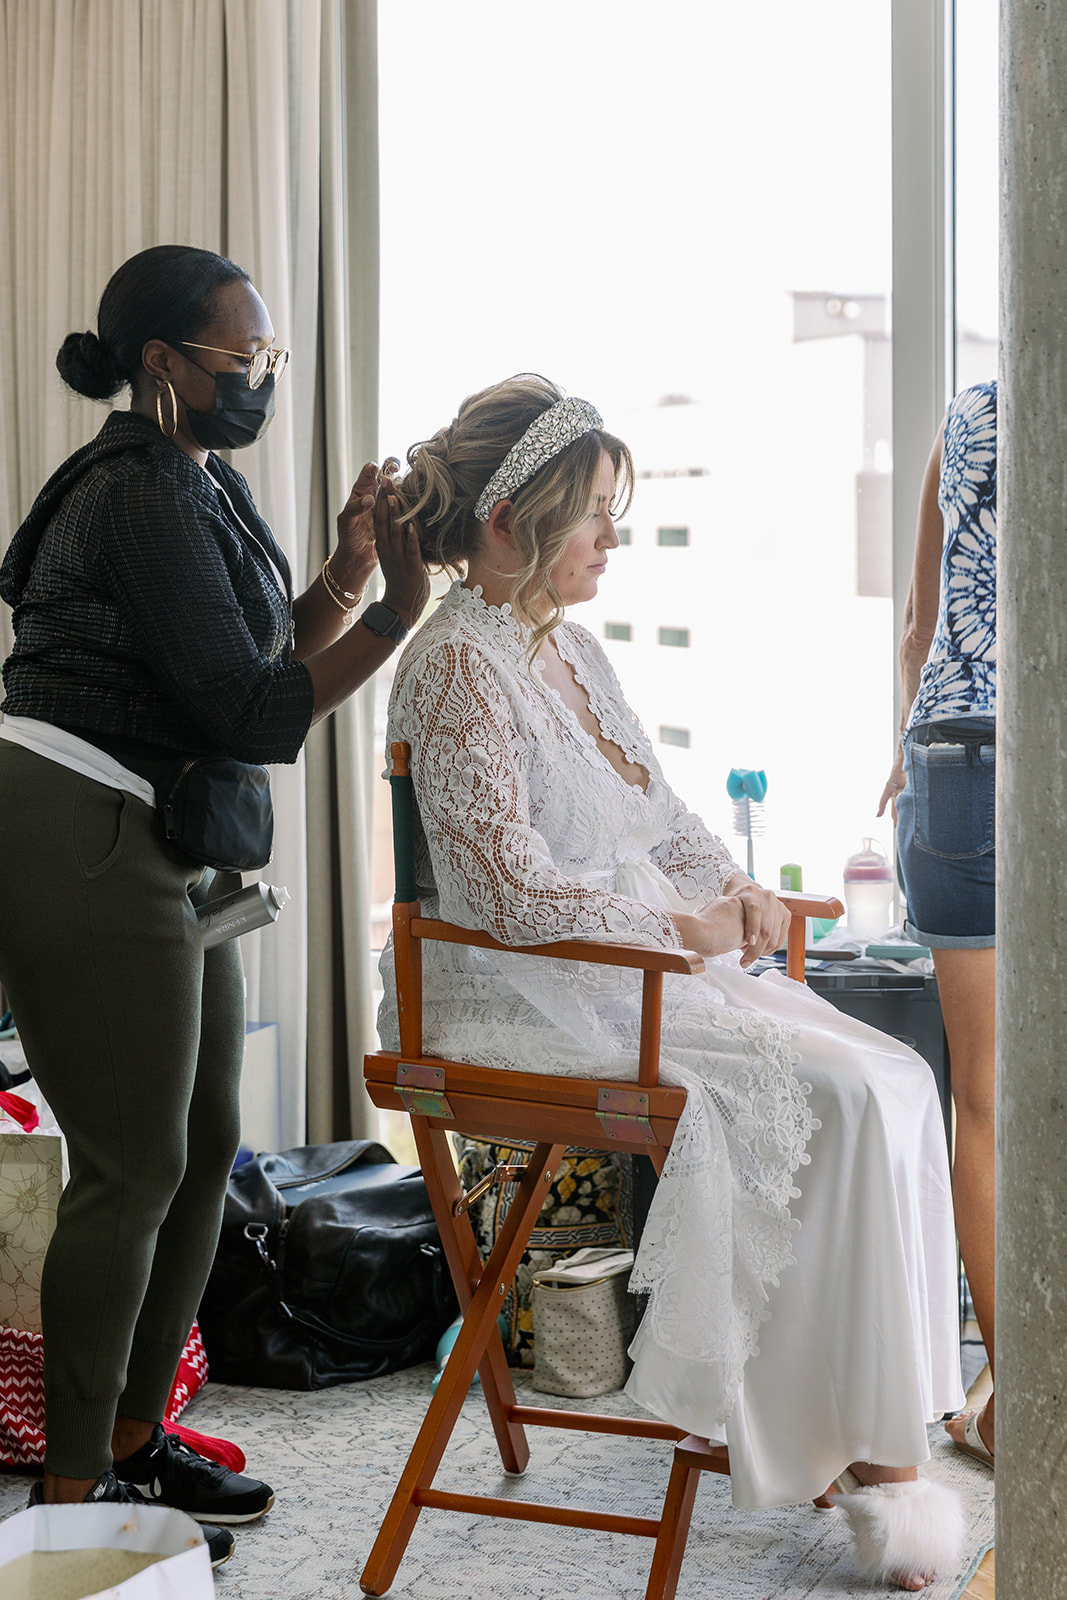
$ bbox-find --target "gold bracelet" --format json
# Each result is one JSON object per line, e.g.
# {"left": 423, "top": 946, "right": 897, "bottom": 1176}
{"left": 323, "top": 554, "right": 361, "bottom": 602}
{"left": 321, "top": 557, "right": 364, "bottom": 625}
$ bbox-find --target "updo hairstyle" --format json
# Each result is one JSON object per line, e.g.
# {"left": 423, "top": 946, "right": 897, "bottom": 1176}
{"left": 55, "top": 244, "right": 250, "bottom": 401}
{"left": 396, "top": 374, "right": 633, "bottom": 654}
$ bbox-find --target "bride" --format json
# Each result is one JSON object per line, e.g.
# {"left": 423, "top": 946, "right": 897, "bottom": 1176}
{"left": 377, "top": 374, "right": 966, "bottom": 1590}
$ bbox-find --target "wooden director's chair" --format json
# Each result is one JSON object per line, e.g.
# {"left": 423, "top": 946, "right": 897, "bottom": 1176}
{"left": 362, "top": 742, "right": 843, "bottom": 1599}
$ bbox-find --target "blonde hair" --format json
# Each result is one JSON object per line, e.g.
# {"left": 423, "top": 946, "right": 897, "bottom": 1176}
{"left": 395, "top": 374, "right": 633, "bottom": 658}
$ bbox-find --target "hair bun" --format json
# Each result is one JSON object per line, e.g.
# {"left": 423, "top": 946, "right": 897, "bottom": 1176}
{"left": 55, "top": 329, "right": 124, "bottom": 400}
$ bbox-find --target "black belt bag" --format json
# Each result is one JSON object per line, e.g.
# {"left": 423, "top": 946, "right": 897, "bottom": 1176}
{"left": 158, "top": 755, "right": 273, "bottom": 873}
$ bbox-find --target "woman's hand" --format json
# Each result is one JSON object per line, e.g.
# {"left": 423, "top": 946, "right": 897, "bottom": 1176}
{"left": 374, "top": 482, "right": 430, "bottom": 630}
{"left": 674, "top": 898, "right": 748, "bottom": 962}
{"left": 877, "top": 745, "right": 907, "bottom": 821}
{"left": 329, "top": 461, "right": 384, "bottom": 598}
{"left": 674, "top": 882, "right": 789, "bottom": 968}
{"left": 721, "top": 879, "right": 791, "bottom": 966}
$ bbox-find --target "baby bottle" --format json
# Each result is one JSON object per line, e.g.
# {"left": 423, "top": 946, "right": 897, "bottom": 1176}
{"left": 842, "top": 839, "right": 894, "bottom": 942}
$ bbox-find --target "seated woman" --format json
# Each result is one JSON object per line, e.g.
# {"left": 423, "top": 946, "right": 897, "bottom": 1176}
{"left": 378, "top": 375, "right": 967, "bottom": 1591}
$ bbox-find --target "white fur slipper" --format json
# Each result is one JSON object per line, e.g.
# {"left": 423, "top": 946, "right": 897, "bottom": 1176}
{"left": 829, "top": 1471, "right": 967, "bottom": 1587}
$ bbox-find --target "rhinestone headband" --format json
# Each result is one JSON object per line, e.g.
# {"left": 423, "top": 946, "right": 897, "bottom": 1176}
{"left": 474, "top": 396, "right": 604, "bottom": 523}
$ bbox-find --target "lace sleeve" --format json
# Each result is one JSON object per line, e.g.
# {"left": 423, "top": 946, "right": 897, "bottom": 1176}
{"left": 648, "top": 791, "right": 744, "bottom": 903}
{"left": 392, "top": 636, "right": 681, "bottom": 949}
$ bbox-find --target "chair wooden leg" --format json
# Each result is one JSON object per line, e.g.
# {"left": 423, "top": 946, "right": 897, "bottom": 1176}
{"left": 645, "top": 1437, "right": 729, "bottom": 1600}
{"left": 359, "top": 1139, "right": 567, "bottom": 1597}
{"left": 645, "top": 1463, "right": 700, "bottom": 1600}
{"left": 412, "top": 1121, "right": 533, "bottom": 1475}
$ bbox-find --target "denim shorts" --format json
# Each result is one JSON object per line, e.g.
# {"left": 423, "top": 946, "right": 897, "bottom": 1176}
{"left": 896, "top": 717, "right": 995, "bottom": 948}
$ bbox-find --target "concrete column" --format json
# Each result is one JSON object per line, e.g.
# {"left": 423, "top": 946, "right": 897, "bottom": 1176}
{"left": 998, "top": 3, "right": 1067, "bottom": 1593}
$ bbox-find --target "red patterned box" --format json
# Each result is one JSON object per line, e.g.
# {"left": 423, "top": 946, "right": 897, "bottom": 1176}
{"left": 0, "top": 1322, "right": 209, "bottom": 1469}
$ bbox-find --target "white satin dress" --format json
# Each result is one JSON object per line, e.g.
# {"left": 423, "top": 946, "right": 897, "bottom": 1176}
{"left": 378, "top": 582, "right": 964, "bottom": 1510}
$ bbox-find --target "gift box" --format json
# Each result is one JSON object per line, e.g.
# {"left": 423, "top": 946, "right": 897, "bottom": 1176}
{"left": 0, "top": 1084, "right": 230, "bottom": 1473}
{"left": 0, "top": 1095, "right": 64, "bottom": 1336}
{"left": 0, "top": 1322, "right": 213, "bottom": 1470}
{"left": 0, "top": 1502, "right": 213, "bottom": 1599}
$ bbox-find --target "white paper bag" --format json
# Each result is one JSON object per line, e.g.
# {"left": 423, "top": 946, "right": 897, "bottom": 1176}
{"left": 0, "top": 1503, "right": 214, "bottom": 1599}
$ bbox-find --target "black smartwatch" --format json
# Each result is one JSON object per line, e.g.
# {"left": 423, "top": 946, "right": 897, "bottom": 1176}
{"left": 360, "top": 602, "right": 408, "bottom": 645}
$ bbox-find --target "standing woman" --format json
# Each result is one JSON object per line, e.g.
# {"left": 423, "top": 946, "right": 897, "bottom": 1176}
{"left": 878, "top": 381, "right": 997, "bottom": 1467}
{"left": 0, "top": 245, "right": 428, "bottom": 1563}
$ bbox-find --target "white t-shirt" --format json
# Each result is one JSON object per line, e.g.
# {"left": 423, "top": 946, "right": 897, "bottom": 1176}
{"left": 0, "top": 712, "right": 156, "bottom": 805}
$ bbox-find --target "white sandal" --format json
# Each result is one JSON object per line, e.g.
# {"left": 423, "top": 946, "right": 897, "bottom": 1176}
{"left": 952, "top": 1408, "right": 994, "bottom": 1468}
{"left": 828, "top": 1470, "right": 967, "bottom": 1588}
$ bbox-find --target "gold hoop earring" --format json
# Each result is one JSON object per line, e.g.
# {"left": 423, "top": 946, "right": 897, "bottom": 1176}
{"left": 155, "top": 379, "right": 178, "bottom": 439}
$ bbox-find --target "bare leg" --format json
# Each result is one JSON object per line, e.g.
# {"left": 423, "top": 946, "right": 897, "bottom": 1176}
{"left": 40, "top": 1415, "right": 159, "bottom": 1503}
{"left": 39, "top": 1472, "right": 99, "bottom": 1505}
{"left": 932, "top": 946, "right": 996, "bottom": 1456}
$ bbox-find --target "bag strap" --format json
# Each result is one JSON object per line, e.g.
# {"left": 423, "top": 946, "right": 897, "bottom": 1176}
{"left": 241, "top": 1224, "right": 453, "bottom": 1347}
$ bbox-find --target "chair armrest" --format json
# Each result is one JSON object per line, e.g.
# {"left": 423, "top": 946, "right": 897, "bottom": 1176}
{"left": 777, "top": 893, "right": 845, "bottom": 981}
{"left": 398, "top": 913, "right": 702, "bottom": 1088}
{"left": 777, "top": 893, "right": 845, "bottom": 920}
{"left": 410, "top": 916, "right": 705, "bottom": 976}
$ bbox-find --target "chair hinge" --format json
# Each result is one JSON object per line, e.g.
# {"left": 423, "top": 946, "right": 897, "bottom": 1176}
{"left": 395, "top": 1062, "right": 454, "bottom": 1119}
{"left": 453, "top": 1161, "right": 528, "bottom": 1217}
{"left": 596, "top": 1087, "right": 654, "bottom": 1144}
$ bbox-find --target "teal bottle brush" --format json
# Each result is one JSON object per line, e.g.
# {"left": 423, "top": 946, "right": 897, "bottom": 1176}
{"left": 726, "top": 768, "right": 767, "bottom": 879}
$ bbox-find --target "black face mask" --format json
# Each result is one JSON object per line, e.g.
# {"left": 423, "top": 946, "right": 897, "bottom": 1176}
{"left": 184, "top": 369, "right": 276, "bottom": 451}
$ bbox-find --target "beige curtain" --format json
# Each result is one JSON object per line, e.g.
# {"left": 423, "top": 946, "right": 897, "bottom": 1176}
{"left": 303, "top": 0, "right": 383, "bottom": 1143}
{"left": 0, "top": 0, "right": 382, "bottom": 1144}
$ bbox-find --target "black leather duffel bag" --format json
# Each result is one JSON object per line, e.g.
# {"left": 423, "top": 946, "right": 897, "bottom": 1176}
{"left": 197, "top": 1140, "right": 458, "bottom": 1389}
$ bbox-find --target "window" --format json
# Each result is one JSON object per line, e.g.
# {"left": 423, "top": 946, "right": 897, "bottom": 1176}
{"left": 604, "top": 622, "right": 632, "bottom": 641}
{"left": 659, "top": 726, "right": 691, "bottom": 748}
{"left": 955, "top": 0, "right": 998, "bottom": 383}
{"left": 377, "top": 2, "right": 993, "bottom": 899}
{"left": 658, "top": 627, "right": 690, "bottom": 648}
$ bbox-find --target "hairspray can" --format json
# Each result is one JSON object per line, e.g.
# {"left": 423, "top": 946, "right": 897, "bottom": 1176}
{"left": 197, "top": 882, "right": 290, "bottom": 948}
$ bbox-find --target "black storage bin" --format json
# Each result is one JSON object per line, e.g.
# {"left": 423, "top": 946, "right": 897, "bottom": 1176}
{"left": 806, "top": 968, "right": 951, "bottom": 1153}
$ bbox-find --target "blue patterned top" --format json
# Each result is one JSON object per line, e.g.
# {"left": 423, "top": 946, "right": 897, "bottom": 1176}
{"left": 906, "top": 380, "right": 997, "bottom": 729}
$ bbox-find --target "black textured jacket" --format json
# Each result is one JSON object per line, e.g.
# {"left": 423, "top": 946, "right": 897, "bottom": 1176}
{"left": 0, "top": 410, "right": 313, "bottom": 764}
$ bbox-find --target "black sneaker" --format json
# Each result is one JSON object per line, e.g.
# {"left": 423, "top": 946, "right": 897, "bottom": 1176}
{"left": 113, "top": 1424, "right": 274, "bottom": 1525}
{"left": 28, "top": 1470, "right": 235, "bottom": 1567}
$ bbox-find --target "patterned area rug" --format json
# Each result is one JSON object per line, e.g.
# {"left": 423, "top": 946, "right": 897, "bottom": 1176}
{"left": 0, "top": 1366, "right": 994, "bottom": 1599}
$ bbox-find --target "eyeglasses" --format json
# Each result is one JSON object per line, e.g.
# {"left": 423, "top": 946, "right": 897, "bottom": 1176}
{"left": 180, "top": 341, "right": 290, "bottom": 390}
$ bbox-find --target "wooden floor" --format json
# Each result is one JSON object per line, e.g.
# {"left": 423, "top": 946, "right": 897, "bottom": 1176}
{"left": 962, "top": 1547, "right": 994, "bottom": 1598}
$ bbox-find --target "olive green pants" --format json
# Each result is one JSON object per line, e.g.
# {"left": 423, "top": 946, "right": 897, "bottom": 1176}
{"left": 0, "top": 744, "right": 244, "bottom": 1477}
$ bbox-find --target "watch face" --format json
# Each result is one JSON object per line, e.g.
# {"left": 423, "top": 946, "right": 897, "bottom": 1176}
{"left": 363, "top": 602, "right": 406, "bottom": 642}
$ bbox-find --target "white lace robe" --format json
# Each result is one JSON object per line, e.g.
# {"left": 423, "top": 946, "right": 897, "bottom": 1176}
{"left": 379, "top": 583, "right": 963, "bottom": 1507}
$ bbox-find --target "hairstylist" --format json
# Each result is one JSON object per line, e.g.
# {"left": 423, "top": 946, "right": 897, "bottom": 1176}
{"left": 0, "top": 244, "right": 429, "bottom": 1565}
